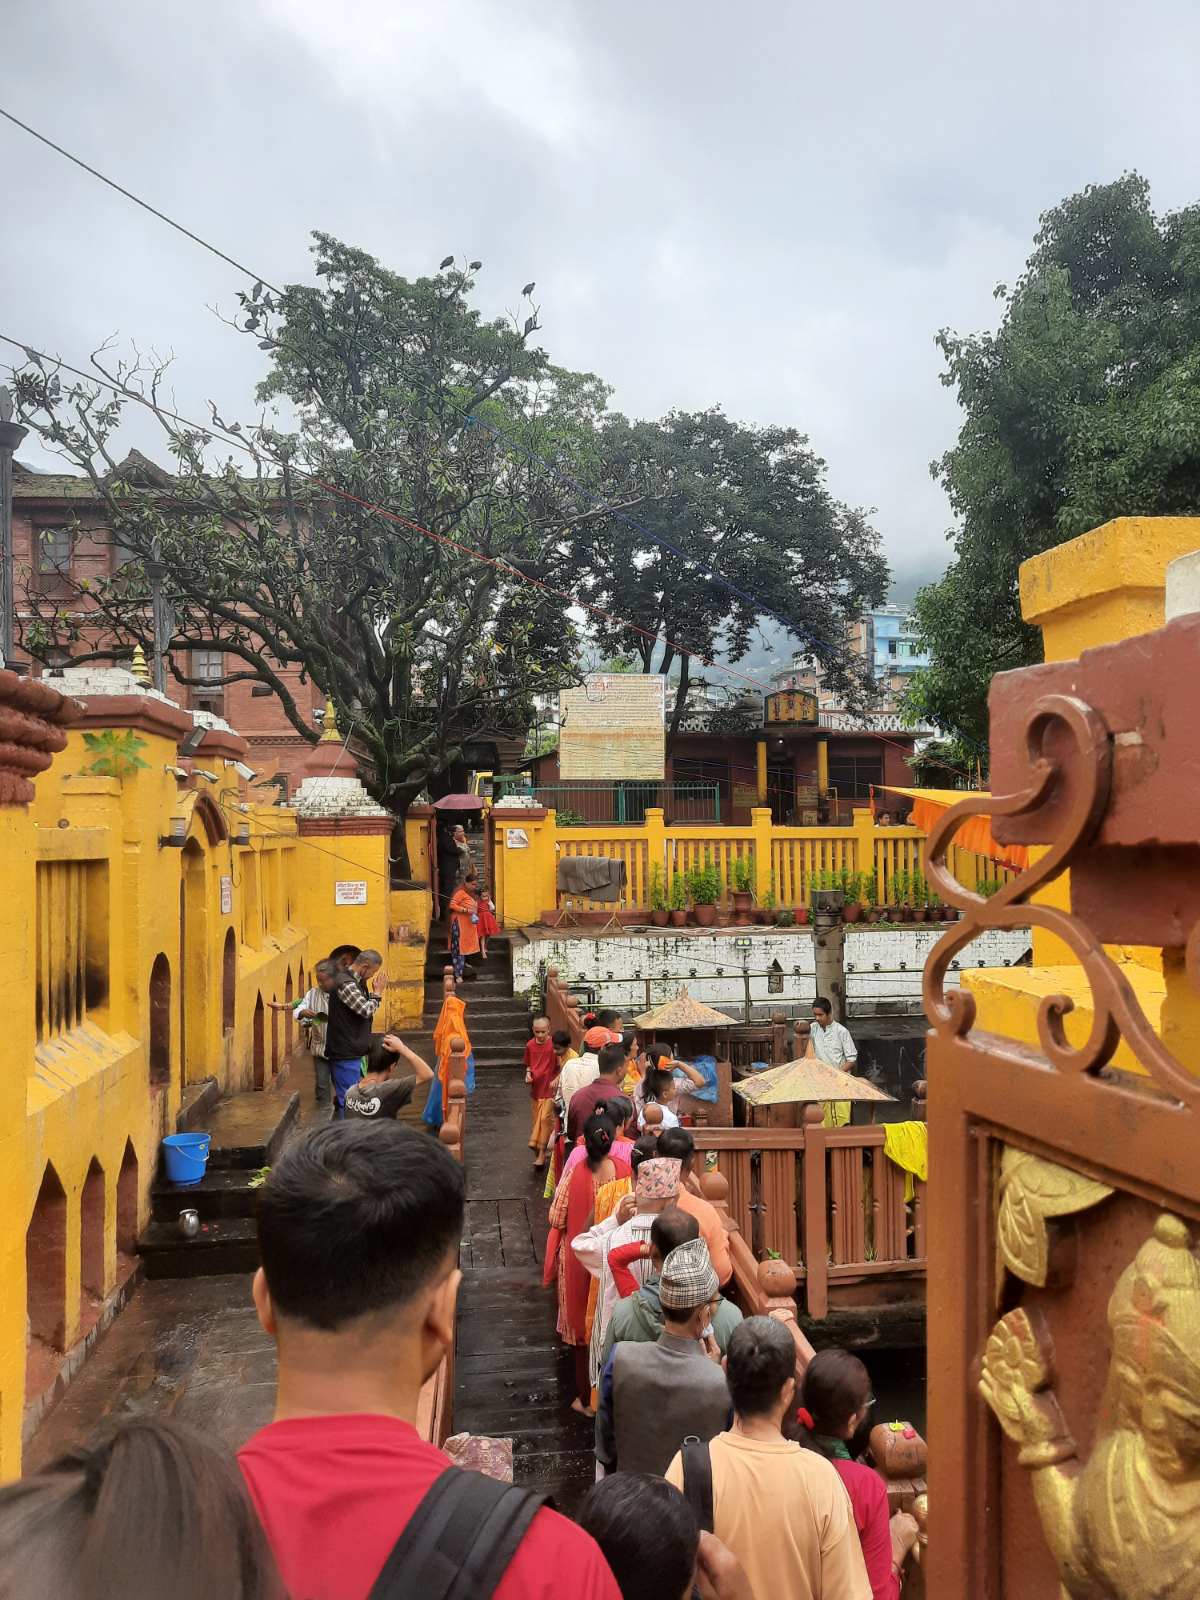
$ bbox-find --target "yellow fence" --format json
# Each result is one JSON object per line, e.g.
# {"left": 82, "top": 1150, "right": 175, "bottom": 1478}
{"left": 494, "top": 805, "right": 1013, "bottom": 926}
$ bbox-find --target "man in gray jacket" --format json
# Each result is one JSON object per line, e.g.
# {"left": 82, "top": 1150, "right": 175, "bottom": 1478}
{"left": 595, "top": 1237, "right": 731, "bottom": 1477}
{"left": 598, "top": 1210, "right": 743, "bottom": 1373}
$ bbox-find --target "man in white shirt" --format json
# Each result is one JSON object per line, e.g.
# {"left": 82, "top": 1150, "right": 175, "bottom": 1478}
{"left": 558, "top": 1025, "right": 612, "bottom": 1121}
{"left": 807, "top": 996, "right": 857, "bottom": 1128}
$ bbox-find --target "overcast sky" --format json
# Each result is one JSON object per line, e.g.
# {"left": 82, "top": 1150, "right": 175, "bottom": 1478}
{"left": 6, "top": 0, "right": 1200, "bottom": 597}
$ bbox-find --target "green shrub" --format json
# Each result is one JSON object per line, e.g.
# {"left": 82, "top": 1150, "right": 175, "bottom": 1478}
{"left": 649, "top": 863, "right": 667, "bottom": 912}
{"left": 669, "top": 872, "right": 688, "bottom": 910}
{"left": 732, "top": 854, "right": 754, "bottom": 894}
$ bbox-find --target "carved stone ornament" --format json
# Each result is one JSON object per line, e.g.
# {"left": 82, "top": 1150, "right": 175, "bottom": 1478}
{"left": 979, "top": 1213, "right": 1200, "bottom": 1598}
{"left": 995, "top": 1146, "right": 1114, "bottom": 1295}
{"left": 921, "top": 692, "right": 1200, "bottom": 1113}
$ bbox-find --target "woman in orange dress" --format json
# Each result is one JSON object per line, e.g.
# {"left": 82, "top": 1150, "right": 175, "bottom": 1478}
{"left": 421, "top": 988, "right": 473, "bottom": 1129}
{"left": 447, "top": 870, "right": 481, "bottom": 981}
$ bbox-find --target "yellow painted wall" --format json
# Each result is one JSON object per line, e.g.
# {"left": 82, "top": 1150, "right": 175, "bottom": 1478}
{"left": 1, "top": 720, "right": 428, "bottom": 1478}
{"left": 966, "top": 515, "right": 1200, "bottom": 1058}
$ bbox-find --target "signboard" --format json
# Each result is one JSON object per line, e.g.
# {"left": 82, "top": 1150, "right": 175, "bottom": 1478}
{"left": 334, "top": 880, "right": 368, "bottom": 906}
{"left": 559, "top": 674, "right": 666, "bottom": 781}
{"left": 764, "top": 689, "right": 819, "bottom": 726}
{"left": 505, "top": 828, "right": 530, "bottom": 849}
{"left": 219, "top": 876, "right": 233, "bottom": 916}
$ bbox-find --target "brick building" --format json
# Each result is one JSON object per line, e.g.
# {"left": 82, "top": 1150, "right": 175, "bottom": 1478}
{"left": 11, "top": 455, "right": 322, "bottom": 795}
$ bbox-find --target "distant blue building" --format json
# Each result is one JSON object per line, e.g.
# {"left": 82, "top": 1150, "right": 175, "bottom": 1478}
{"left": 867, "top": 606, "right": 929, "bottom": 684}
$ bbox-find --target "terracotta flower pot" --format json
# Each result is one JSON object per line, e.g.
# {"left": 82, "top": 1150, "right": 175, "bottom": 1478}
{"left": 866, "top": 906, "right": 882, "bottom": 923}
{"left": 669, "top": 909, "right": 689, "bottom": 928}
{"left": 732, "top": 889, "right": 753, "bottom": 927}
{"left": 793, "top": 906, "right": 810, "bottom": 926}
{"left": 693, "top": 903, "right": 717, "bottom": 928}
{"left": 650, "top": 909, "right": 670, "bottom": 927}
{"left": 842, "top": 903, "right": 863, "bottom": 923}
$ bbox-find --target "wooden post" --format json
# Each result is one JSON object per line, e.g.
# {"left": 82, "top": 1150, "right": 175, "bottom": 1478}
{"left": 913, "top": 1078, "right": 927, "bottom": 1121}
{"left": 801, "top": 1103, "right": 829, "bottom": 1319}
{"left": 438, "top": 1034, "right": 468, "bottom": 1163}
{"left": 769, "top": 1008, "right": 789, "bottom": 1065}
{"left": 756, "top": 1258, "right": 816, "bottom": 1375}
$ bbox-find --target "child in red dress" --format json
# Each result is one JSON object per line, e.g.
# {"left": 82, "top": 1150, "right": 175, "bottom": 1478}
{"left": 476, "top": 881, "right": 499, "bottom": 958}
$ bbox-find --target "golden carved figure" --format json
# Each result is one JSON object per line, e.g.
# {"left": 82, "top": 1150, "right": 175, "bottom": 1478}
{"left": 980, "top": 1213, "right": 1200, "bottom": 1598}
{"left": 995, "top": 1146, "right": 1113, "bottom": 1295}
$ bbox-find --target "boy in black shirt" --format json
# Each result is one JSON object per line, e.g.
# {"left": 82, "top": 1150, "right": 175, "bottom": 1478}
{"left": 344, "top": 1034, "right": 434, "bottom": 1121}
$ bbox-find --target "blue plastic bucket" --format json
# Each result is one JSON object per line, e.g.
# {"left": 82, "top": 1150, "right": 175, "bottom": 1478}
{"left": 162, "top": 1132, "right": 211, "bottom": 1187}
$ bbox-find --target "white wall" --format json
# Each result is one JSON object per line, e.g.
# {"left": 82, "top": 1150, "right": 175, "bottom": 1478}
{"left": 512, "top": 926, "right": 1031, "bottom": 1021}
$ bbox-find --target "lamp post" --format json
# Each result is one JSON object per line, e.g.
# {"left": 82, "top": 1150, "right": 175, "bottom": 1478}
{"left": 0, "top": 386, "right": 28, "bottom": 670}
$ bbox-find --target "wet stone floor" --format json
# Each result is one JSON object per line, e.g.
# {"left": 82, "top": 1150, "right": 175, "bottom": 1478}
{"left": 27, "top": 1067, "right": 596, "bottom": 1508}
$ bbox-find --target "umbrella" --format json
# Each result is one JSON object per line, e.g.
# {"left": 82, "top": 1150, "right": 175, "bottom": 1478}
{"left": 432, "top": 793, "right": 485, "bottom": 811}
{"left": 635, "top": 986, "right": 737, "bottom": 1030}
{"left": 733, "top": 1057, "right": 895, "bottom": 1107}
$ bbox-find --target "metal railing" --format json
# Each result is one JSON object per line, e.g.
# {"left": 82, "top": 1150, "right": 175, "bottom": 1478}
{"left": 492, "top": 777, "right": 721, "bottom": 823}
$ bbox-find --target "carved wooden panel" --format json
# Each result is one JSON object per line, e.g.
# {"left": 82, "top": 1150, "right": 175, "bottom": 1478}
{"left": 923, "top": 618, "right": 1200, "bottom": 1598}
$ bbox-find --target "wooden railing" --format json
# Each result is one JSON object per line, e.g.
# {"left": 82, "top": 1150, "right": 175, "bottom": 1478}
{"left": 692, "top": 1107, "right": 927, "bottom": 1319}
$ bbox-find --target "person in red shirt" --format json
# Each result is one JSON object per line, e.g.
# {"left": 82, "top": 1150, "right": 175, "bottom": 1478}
{"left": 524, "top": 1014, "right": 559, "bottom": 1169}
{"left": 239, "top": 1121, "right": 619, "bottom": 1600}
{"left": 567, "top": 1042, "right": 628, "bottom": 1143}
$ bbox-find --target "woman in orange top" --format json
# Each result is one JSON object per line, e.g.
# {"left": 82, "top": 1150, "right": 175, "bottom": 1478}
{"left": 447, "top": 871, "right": 481, "bottom": 981}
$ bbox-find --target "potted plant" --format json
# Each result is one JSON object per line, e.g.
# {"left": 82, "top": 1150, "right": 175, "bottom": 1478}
{"left": 911, "top": 872, "right": 929, "bottom": 922}
{"left": 925, "top": 879, "right": 943, "bottom": 922}
{"left": 668, "top": 872, "right": 689, "bottom": 927}
{"left": 842, "top": 871, "right": 865, "bottom": 923}
{"left": 775, "top": 908, "right": 795, "bottom": 928}
{"left": 731, "top": 853, "right": 755, "bottom": 925}
{"left": 863, "top": 870, "right": 881, "bottom": 922}
{"left": 759, "top": 875, "right": 776, "bottom": 926}
{"left": 649, "top": 863, "right": 669, "bottom": 927}
{"left": 892, "top": 869, "right": 912, "bottom": 923}
{"left": 691, "top": 861, "right": 721, "bottom": 927}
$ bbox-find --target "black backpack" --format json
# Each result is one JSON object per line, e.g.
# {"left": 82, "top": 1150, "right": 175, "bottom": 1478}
{"left": 367, "top": 1466, "right": 551, "bottom": 1600}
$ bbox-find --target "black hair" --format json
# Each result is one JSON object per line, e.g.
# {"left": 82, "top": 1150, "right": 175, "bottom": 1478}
{"left": 643, "top": 1067, "right": 674, "bottom": 1104}
{"left": 726, "top": 1316, "right": 797, "bottom": 1419}
{"left": 596, "top": 1009, "right": 620, "bottom": 1029}
{"left": 597, "top": 1043, "right": 625, "bottom": 1078}
{"left": 577, "top": 1474, "right": 698, "bottom": 1600}
{"left": 583, "top": 1112, "right": 617, "bottom": 1167}
{"left": 621, "top": 1029, "right": 637, "bottom": 1056}
{"left": 0, "top": 1418, "right": 282, "bottom": 1600}
{"left": 552, "top": 1030, "right": 573, "bottom": 1050}
{"left": 650, "top": 1207, "right": 700, "bottom": 1260}
{"left": 644, "top": 1043, "right": 672, "bottom": 1068}
{"left": 363, "top": 1036, "right": 401, "bottom": 1074}
{"left": 656, "top": 1126, "right": 696, "bottom": 1170}
{"left": 813, "top": 995, "right": 833, "bottom": 1016}
{"left": 629, "top": 1135, "right": 659, "bottom": 1174}
{"left": 328, "top": 944, "right": 361, "bottom": 964}
{"left": 800, "top": 1348, "right": 872, "bottom": 1437}
{"left": 256, "top": 1122, "right": 464, "bottom": 1331}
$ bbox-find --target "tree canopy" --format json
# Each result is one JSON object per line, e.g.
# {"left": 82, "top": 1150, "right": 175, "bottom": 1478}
{"left": 13, "top": 231, "right": 885, "bottom": 824}
{"left": 909, "top": 173, "right": 1200, "bottom": 760}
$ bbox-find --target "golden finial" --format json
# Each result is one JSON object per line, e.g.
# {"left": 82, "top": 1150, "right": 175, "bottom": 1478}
{"left": 319, "top": 696, "right": 342, "bottom": 743}
{"left": 130, "top": 643, "right": 151, "bottom": 686}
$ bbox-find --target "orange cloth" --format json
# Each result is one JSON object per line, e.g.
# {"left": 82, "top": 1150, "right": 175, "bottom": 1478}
{"left": 449, "top": 887, "right": 481, "bottom": 957}
{"left": 677, "top": 1186, "right": 733, "bottom": 1287}
{"left": 433, "top": 994, "right": 471, "bottom": 1096}
{"left": 880, "top": 786, "right": 1029, "bottom": 871}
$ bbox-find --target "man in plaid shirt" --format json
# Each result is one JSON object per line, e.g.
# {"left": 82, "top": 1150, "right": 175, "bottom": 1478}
{"left": 324, "top": 949, "right": 387, "bottom": 1118}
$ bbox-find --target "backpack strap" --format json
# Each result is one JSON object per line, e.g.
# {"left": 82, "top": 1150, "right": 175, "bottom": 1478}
{"left": 680, "top": 1438, "right": 714, "bottom": 1534}
{"left": 368, "top": 1466, "right": 551, "bottom": 1600}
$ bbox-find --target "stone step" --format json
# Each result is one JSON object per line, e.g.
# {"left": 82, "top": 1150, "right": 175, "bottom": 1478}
{"left": 176, "top": 1075, "right": 221, "bottom": 1133}
{"left": 195, "top": 1091, "right": 300, "bottom": 1172}
{"left": 139, "top": 1216, "right": 259, "bottom": 1280}
{"left": 150, "top": 1168, "right": 262, "bottom": 1225}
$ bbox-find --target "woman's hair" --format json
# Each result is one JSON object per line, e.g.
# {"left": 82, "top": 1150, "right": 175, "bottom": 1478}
{"left": 629, "top": 1135, "right": 659, "bottom": 1173}
{"left": 577, "top": 1473, "right": 698, "bottom": 1600}
{"left": 0, "top": 1417, "right": 281, "bottom": 1600}
{"left": 644, "top": 1043, "right": 672, "bottom": 1068}
{"left": 643, "top": 1066, "right": 674, "bottom": 1104}
{"left": 593, "top": 1093, "right": 634, "bottom": 1132}
{"left": 463, "top": 869, "right": 479, "bottom": 885}
{"left": 798, "top": 1347, "right": 872, "bottom": 1437}
{"left": 583, "top": 1111, "right": 617, "bottom": 1165}
{"left": 621, "top": 1029, "right": 638, "bottom": 1057}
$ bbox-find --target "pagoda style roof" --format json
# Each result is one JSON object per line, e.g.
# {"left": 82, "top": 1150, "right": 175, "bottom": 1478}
{"left": 634, "top": 987, "right": 736, "bottom": 1030}
{"left": 733, "top": 1057, "right": 896, "bottom": 1107}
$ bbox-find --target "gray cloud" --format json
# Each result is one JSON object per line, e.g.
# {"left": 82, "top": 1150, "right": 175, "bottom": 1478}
{"left": 6, "top": 0, "right": 1200, "bottom": 594}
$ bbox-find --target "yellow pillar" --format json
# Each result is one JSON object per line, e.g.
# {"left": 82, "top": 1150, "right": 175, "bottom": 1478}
{"left": 497, "top": 809, "right": 558, "bottom": 929}
{"left": 755, "top": 738, "right": 768, "bottom": 806}
{"left": 645, "top": 808, "right": 667, "bottom": 908}
{"left": 851, "top": 808, "right": 876, "bottom": 882}
{"left": 750, "top": 808, "right": 774, "bottom": 903}
{"left": 816, "top": 737, "right": 829, "bottom": 798}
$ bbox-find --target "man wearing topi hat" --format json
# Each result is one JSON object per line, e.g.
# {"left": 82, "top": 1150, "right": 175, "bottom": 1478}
{"left": 595, "top": 1237, "right": 731, "bottom": 1478}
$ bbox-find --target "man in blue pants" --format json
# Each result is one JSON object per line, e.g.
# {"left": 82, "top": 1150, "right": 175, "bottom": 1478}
{"left": 324, "top": 949, "right": 386, "bottom": 1118}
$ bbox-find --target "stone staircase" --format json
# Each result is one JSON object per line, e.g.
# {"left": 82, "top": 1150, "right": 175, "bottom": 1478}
{"left": 138, "top": 1090, "right": 298, "bottom": 1279}
{"left": 416, "top": 931, "right": 530, "bottom": 1073}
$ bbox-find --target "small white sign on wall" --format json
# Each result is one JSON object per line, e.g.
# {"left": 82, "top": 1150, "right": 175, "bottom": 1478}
{"left": 506, "top": 828, "right": 530, "bottom": 849}
{"left": 335, "top": 880, "right": 368, "bottom": 906}
{"left": 220, "top": 876, "right": 233, "bottom": 916}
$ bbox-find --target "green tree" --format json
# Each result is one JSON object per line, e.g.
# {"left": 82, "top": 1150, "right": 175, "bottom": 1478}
{"left": 910, "top": 174, "right": 1200, "bottom": 758}
{"left": 12, "top": 236, "right": 627, "bottom": 856}
{"left": 581, "top": 408, "right": 887, "bottom": 739}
